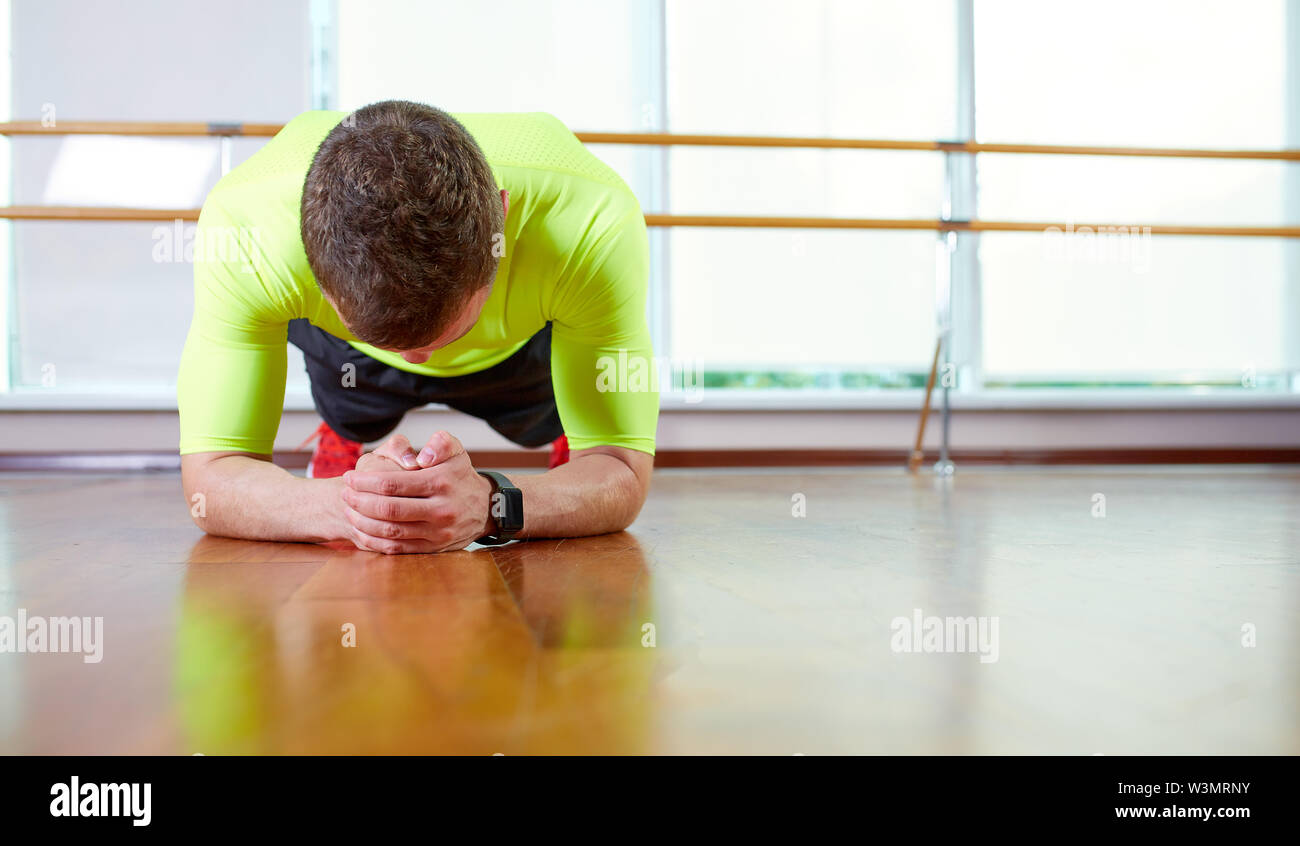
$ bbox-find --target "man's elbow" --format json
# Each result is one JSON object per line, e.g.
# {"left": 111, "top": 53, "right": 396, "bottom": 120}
{"left": 181, "top": 468, "right": 214, "bottom": 533}
{"left": 609, "top": 491, "right": 646, "bottom": 533}
{"left": 180, "top": 452, "right": 235, "bottom": 534}
{"left": 611, "top": 455, "right": 652, "bottom": 531}
{"left": 573, "top": 445, "right": 651, "bottom": 533}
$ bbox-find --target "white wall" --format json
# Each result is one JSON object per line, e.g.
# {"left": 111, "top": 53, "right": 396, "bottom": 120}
{"left": 4, "top": 405, "right": 1300, "bottom": 455}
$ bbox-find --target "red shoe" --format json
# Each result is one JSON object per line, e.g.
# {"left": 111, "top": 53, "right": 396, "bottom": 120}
{"left": 548, "top": 434, "right": 569, "bottom": 469}
{"left": 297, "top": 421, "right": 362, "bottom": 479}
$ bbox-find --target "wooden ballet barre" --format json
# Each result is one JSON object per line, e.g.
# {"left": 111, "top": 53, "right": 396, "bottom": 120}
{"left": 2, "top": 121, "right": 1299, "bottom": 161}
{"left": 642, "top": 215, "right": 1300, "bottom": 238}
{"left": 0, "top": 206, "right": 201, "bottom": 221}
{"left": 2, "top": 207, "right": 1298, "bottom": 237}
{"left": 0, "top": 120, "right": 282, "bottom": 137}
{"left": 959, "top": 220, "right": 1300, "bottom": 238}
{"left": 584, "top": 133, "right": 1300, "bottom": 161}
{"left": 953, "top": 141, "right": 1300, "bottom": 162}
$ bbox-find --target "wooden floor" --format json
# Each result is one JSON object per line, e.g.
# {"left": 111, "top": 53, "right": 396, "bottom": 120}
{"left": 0, "top": 466, "right": 1296, "bottom": 755}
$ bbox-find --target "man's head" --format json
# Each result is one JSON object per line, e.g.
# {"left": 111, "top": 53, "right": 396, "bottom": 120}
{"left": 301, "top": 100, "right": 504, "bottom": 354}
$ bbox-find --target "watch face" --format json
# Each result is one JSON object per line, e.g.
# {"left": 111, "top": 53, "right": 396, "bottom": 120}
{"left": 486, "top": 474, "right": 524, "bottom": 534}
{"left": 495, "top": 489, "right": 525, "bottom": 532}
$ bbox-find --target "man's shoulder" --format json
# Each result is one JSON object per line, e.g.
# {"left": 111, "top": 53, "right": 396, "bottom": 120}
{"left": 205, "top": 110, "right": 344, "bottom": 209}
{"left": 458, "top": 112, "right": 628, "bottom": 188}
{"left": 454, "top": 111, "right": 571, "bottom": 154}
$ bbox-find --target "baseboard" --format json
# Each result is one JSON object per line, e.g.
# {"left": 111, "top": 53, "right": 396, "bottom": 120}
{"left": 1, "top": 447, "right": 1299, "bottom": 473}
{"left": 653, "top": 448, "right": 1300, "bottom": 466}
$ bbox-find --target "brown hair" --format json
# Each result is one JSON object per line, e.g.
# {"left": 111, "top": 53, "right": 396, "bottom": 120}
{"left": 301, "top": 100, "right": 503, "bottom": 349}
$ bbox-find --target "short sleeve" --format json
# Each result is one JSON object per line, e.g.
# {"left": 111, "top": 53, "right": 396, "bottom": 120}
{"left": 548, "top": 209, "right": 659, "bottom": 455}
{"left": 177, "top": 207, "right": 289, "bottom": 455}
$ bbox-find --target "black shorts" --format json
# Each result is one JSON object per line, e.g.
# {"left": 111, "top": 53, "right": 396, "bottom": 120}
{"left": 287, "top": 319, "right": 563, "bottom": 447}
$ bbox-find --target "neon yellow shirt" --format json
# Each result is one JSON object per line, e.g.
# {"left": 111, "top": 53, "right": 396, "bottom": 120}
{"left": 178, "top": 110, "right": 657, "bottom": 456}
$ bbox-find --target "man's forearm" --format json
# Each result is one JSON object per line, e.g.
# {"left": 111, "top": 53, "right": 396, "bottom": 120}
{"left": 510, "top": 449, "right": 650, "bottom": 539}
{"left": 181, "top": 452, "right": 350, "bottom": 543}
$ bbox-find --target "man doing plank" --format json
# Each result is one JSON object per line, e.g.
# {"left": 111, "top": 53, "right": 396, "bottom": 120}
{"left": 178, "top": 101, "right": 657, "bottom": 553}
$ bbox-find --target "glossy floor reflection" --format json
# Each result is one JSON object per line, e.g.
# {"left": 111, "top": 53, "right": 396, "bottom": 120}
{"left": 1, "top": 467, "right": 1297, "bottom": 754}
{"left": 174, "top": 533, "right": 656, "bottom": 754}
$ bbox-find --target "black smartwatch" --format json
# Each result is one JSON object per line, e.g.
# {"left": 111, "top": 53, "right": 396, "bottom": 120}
{"left": 476, "top": 470, "right": 524, "bottom": 545}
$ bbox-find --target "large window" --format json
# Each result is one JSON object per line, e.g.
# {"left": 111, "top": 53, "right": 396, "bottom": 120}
{"left": 663, "top": 0, "right": 953, "bottom": 389}
{"left": 0, "top": 0, "right": 1296, "bottom": 405}
{"left": 330, "top": 0, "right": 957, "bottom": 392}
{"left": 327, "top": 0, "right": 1299, "bottom": 397}
{"left": 2, "top": 0, "right": 313, "bottom": 400}
{"left": 975, "top": 0, "right": 1295, "bottom": 390}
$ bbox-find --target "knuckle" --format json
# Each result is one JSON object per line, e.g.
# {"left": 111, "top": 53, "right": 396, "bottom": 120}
{"left": 421, "top": 472, "right": 444, "bottom": 495}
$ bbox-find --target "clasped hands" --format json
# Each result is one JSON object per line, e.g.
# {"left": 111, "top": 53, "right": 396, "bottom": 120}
{"left": 339, "top": 431, "right": 494, "bottom": 554}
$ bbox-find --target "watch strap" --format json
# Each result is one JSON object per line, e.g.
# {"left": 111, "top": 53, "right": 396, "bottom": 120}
{"left": 476, "top": 470, "right": 523, "bottom": 545}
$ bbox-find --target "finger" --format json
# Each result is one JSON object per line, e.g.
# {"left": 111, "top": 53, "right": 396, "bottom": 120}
{"left": 344, "top": 506, "right": 438, "bottom": 542}
{"left": 341, "top": 487, "right": 434, "bottom": 522}
{"left": 416, "top": 430, "right": 466, "bottom": 468}
{"left": 348, "top": 525, "right": 438, "bottom": 555}
{"left": 373, "top": 434, "right": 420, "bottom": 469}
{"left": 344, "top": 466, "right": 444, "bottom": 497}
{"left": 354, "top": 451, "right": 404, "bottom": 474}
